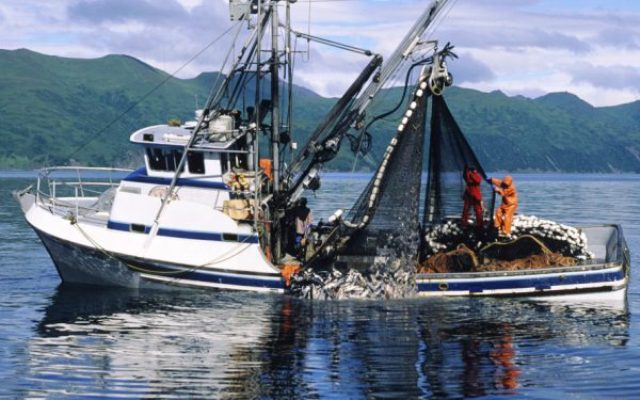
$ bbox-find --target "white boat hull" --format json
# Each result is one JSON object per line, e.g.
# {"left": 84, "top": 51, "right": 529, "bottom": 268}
{"left": 416, "top": 264, "right": 628, "bottom": 298}
{"left": 18, "top": 190, "right": 285, "bottom": 293}
{"left": 15, "top": 187, "right": 630, "bottom": 299}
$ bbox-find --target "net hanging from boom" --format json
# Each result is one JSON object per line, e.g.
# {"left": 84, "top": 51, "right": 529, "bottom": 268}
{"left": 423, "top": 95, "right": 494, "bottom": 227}
{"left": 292, "top": 71, "right": 495, "bottom": 298}
{"left": 336, "top": 76, "right": 430, "bottom": 262}
{"left": 302, "top": 64, "right": 494, "bottom": 267}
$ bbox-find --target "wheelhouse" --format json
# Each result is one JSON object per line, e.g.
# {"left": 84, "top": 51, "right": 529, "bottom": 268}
{"left": 129, "top": 112, "right": 252, "bottom": 185}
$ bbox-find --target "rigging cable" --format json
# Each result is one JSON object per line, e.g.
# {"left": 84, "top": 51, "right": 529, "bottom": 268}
{"left": 72, "top": 220, "right": 257, "bottom": 276}
{"left": 63, "top": 22, "right": 242, "bottom": 163}
{"left": 349, "top": 58, "right": 432, "bottom": 171}
{"left": 204, "top": 21, "right": 246, "bottom": 111}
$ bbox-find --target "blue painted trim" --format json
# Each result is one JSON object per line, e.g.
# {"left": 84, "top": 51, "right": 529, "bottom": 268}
{"left": 417, "top": 269, "right": 625, "bottom": 293}
{"left": 124, "top": 167, "right": 228, "bottom": 190}
{"left": 126, "top": 258, "right": 284, "bottom": 289}
{"left": 132, "top": 142, "right": 186, "bottom": 150}
{"left": 107, "top": 221, "right": 259, "bottom": 244}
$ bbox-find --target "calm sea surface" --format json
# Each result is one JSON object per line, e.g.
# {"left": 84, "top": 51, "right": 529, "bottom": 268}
{"left": 1, "top": 172, "right": 640, "bottom": 398}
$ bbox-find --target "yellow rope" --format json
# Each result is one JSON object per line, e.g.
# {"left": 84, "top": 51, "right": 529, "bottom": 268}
{"left": 74, "top": 222, "right": 191, "bottom": 276}
{"left": 479, "top": 234, "right": 552, "bottom": 255}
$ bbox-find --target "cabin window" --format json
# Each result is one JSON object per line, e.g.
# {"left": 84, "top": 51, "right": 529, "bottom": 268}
{"left": 146, "top": 148, "right": 184, "bottom": 172}
{"left": 221, "top": 153, "right": 229, "bottom": 174}
{"left": 187, "top": 151, "right": 205, "bottom": 174}
{"left": 147, "top": 148, "right": 166, "bottom": 171}
{"left": 222, "top": 232, "right": 239, "bottom": 242}
{"left": 130, "top": 224, "right": 146, "bottom": 233}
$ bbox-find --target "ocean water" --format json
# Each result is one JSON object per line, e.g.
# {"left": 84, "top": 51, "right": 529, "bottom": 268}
{"left": 1, "top": 172, "right": 639, "bottom": 398}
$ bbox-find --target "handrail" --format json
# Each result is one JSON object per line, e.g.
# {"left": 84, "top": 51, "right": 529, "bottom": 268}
{"left": 36, "top": 166, "right": 131, "bottom": 213}
{"left": 38, "top": 166, "right": 134, "bottom": 176}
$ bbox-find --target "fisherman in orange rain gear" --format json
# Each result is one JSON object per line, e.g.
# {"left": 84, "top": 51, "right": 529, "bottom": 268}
{"left": 462, "top": 165, "right": 484, "bottom": 230}
{"left": 490, "top": 175, "right": 518, "bottom": 236}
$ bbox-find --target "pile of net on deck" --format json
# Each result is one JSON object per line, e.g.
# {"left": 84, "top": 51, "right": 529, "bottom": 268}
{"left": 418, "top": 215, "right": 594, "bottom": 274}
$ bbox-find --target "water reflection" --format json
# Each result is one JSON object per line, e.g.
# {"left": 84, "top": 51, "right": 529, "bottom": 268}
{"left": 5, "top": 174, "right": 638, "bottom": 398}
{"left": 31, "top": 288, "right": 283, "bottom": 398}
{"left": 414, "top": 298, "right": 629, "bottom": 398}
{"left": 26, "top": 287, "right": 631, "bottom": 398}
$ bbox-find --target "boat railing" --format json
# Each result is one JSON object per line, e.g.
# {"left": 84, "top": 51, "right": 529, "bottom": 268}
{"left": 35, "top": 166, "right": 133, "bottom": 217}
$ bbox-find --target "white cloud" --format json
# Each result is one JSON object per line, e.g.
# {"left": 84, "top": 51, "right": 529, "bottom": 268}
{"left": 176, "top": 0, "right": 205, "bottom": 12}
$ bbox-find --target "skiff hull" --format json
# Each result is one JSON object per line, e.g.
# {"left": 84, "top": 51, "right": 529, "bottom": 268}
{"left": 416, "top": 225, "right": 629, "bottom": 299}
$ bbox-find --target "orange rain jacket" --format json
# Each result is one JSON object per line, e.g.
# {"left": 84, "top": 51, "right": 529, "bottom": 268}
{"left": 491, "top": 176, "right": 518, "bottom": 234}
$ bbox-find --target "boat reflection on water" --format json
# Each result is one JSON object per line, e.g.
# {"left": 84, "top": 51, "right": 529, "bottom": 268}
{"left": 29, "top": 287, "right": 629, "bottom": 398}
{"left": 419, "top": 297, "right": 629, "bottom": 397}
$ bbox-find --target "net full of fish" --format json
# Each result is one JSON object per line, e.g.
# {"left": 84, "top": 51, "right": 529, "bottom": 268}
{"left": 289, "top": 255, "right": 417, "bottom": 300}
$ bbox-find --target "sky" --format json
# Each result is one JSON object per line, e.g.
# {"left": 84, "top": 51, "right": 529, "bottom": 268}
{"left": 1, "top": 0, "right": 639, "bottom": 107}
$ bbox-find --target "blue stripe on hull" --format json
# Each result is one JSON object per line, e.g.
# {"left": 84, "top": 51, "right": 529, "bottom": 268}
{"left": 125, "top": 259, "right": 284, "bottom": 290}
{"left": 417, "top": 268, "right": 625, "bottom": 293}
{"left": 107, "top": 221, "right": 260, "bottom": 244}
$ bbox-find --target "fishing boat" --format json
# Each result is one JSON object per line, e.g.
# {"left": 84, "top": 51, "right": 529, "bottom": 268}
{"left": 14, "top": 0, "right": 630, "bottom": 299}
{"left": 13, "top": 0, "right": 455, "bottom": 293}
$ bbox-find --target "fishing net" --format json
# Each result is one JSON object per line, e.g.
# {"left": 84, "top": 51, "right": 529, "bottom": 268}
{"left": 291, "top": 78, "right": 500, "bottom": 299}
{"left": 296, "top": 65, "right": 495, "bottom": 267}
{"left": 341, "top": 82, "right": 428, "bottom": 260}
{"left": 289, "top": 78, "right": 430, "bottom": 299}
{"left": 423, "top": 96, "right": 494, "bottom": 226}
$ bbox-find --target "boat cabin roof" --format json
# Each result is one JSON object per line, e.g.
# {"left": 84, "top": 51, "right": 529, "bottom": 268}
{"left": 130, "top": 125, "right": 245, "bottom": 150}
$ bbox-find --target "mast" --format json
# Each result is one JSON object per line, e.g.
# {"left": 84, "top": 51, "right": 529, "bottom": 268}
{"left": 254, "top": 0, "right": 264, "bottom": 175}
{"left": 286, "top": 0, "right": 294, "bottom": 165}
{"left": 270, "top": 0, "right": 286, "bottom": 263}
{"left": 270, "top": 0, "right": 281, "bottom": 193}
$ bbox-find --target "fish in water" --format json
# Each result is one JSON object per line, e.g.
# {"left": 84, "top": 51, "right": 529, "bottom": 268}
{"left": 289, "top": 256, "right": 417, "bottom": 300}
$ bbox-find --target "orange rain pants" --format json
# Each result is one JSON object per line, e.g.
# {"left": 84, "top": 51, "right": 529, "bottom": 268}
{"left": 491, "top": 176, "right": 518, "bottom": 235}
{"left": 462, "top": 195, "right": 483, "bottom": 228}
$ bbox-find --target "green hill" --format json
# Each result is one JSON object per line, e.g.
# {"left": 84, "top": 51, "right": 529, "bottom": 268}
{"left": 1, "top": 49, "right": 639, "bottom": 172}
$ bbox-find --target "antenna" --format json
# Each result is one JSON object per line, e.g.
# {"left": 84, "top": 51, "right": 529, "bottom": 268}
{"left": 229, "top": 0, "right": 259, "bottom": 21}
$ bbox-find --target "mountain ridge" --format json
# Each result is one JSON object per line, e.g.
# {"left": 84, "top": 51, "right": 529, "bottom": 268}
{"left": 1, "top": 49, "right": 639, "bottom": 172}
